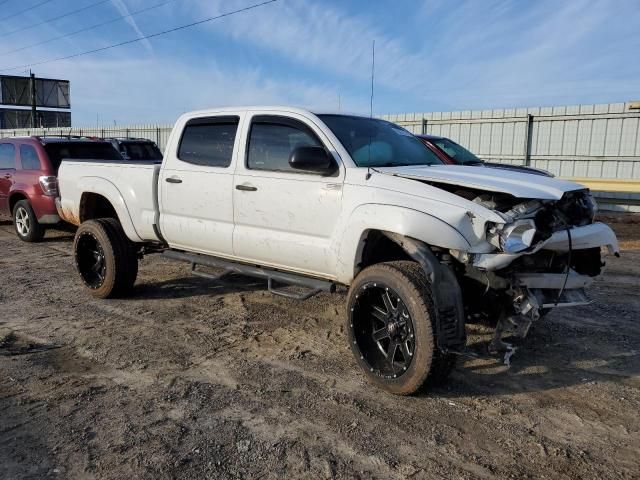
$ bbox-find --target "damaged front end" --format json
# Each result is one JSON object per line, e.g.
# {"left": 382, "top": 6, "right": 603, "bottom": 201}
{"left": 450, "top": 188, "right": 620, "bottom": 357}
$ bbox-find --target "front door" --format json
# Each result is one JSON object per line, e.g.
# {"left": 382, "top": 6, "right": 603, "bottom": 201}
{"left": 0, "top": 143, "right": 17, "bottom": 217}
{"left": 233, "top": 113, "right": 344, "bottom": 277}
{"left": 159, "top": 115, "right": 242, "bottom": 257}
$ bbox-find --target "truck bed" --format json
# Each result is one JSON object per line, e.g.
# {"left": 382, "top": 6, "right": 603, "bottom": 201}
{"left": 57, "top": 159, "right": 162, "bottom": 243}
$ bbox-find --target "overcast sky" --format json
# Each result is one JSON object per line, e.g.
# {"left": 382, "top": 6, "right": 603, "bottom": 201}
{"left": 0, "top": 0, "right": 638, "bottom": 125}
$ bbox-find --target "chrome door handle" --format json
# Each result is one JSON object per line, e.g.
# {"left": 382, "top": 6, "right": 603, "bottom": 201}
{"left": 236, "top": 184, "right": 257, "bottom": 191}
{"left": 165, "top": 177, "right": 182, "bottom": 184}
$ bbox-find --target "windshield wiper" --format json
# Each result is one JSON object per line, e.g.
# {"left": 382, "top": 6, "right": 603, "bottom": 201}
{"left": 376, "top": 162, "right": 407, "bottom": 167}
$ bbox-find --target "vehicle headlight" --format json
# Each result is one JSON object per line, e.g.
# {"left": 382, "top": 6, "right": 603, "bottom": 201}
{"left": 498, "top": 219, "right": 538, "bottom": 253}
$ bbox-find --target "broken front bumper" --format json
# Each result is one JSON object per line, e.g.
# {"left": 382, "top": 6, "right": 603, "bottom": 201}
{"left": 466, "top": 222, "right": 618, "bottom": 360}
{"left": 472, "top": 222, "right": 619, "bottom": 271}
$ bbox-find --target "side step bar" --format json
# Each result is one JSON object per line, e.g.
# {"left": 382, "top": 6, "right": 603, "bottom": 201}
{"left": 162, "top": 250, "right": 336, "bottom": 300}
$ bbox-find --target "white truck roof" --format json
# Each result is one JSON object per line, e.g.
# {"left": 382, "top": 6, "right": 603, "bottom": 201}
{"left": 180, "top": 105, "right": 369, "bottom": 119}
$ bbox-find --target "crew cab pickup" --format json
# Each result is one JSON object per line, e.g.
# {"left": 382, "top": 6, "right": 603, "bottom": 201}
{"left": 57, "top": 106, "right": 619, "bottom": 395}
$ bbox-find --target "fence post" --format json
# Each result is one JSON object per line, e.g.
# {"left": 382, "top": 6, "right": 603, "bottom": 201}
{"left": 523, "top": 114, "right": 534, "bottom": 166}
{"left": 421, "top": 118, "right": 428, "bottom": 135}
{"left": 156, "top": 127, "right": 160, "bottom": 144}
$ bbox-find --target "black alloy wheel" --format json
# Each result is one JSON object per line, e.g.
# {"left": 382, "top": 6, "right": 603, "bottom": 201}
{"left": 346, "top": 261, "right": 457, "bottom": 395}
{"left": 76, "top": 231, "right": 107, "bottom": 289}
{"left": 351, "top": 283, "right": 416, "bottom": 379}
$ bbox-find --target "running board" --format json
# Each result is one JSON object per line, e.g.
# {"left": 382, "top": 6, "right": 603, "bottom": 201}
{"left": 163, "top": 250, "right": 336, "bottom": 300}
{"left": 190, "top": 262, "right": 231, "bottom": 281}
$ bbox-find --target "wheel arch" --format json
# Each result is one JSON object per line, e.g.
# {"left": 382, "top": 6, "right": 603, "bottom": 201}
{"left": 76, "top": 179, "right": 142, "bottom": 242}
{"left": 8, "top": 191, "right": 29, "bottom": 213}
{"left": 351, "top": 232, "right": 467, "bottom": 356}
{"left": 335, "top": 203, "right": 471, "bottom": 284}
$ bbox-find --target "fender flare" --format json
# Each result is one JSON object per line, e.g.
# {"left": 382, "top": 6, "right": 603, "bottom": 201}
{"left": 77, "top": 177, "right": 142, "bottom": 242}
{"left": 383, "top": 232, "right": 466, "bottom": 352}
{"left": 334, "top": 203, "right": 471, "bottom": 284}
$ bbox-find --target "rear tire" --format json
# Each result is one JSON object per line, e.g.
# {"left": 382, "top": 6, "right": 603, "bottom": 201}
{"left": 346, "top": 261, "right": 456, "bottom": 395}
{"left": 13, "top": 200, "right": 45, "bottom": 242}
{"left": 73, "top": 218, "right": 138, "bottom": 298}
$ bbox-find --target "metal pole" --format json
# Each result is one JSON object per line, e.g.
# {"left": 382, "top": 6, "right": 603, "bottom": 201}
{"left": 30, "top": 72, "right": 37, "bottom": 128}
{"left": 422, "top": 118, "right": 428, "bottom": 135}
{"left": 523, "top": 114, "right": 534, "bottom": 166}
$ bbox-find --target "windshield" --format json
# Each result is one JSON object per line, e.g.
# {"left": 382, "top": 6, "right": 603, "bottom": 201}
{"left": 122, "top": 142, "right": 163, "bottom": 160}
{"left": 318, "top": 114, "right": 442, "bottom": 168}
{"left": 44, "top": 142, "right": 122, "bottom": 171}
{"left": 431, "top": 137, "right": 482, "bottom": 164}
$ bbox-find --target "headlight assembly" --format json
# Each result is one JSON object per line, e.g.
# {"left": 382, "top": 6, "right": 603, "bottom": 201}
{"left": 487, "top": 219, "right": 539, "bottom": 254}
{"left": 499, "top": 220, "right": 538, "bottom": 253}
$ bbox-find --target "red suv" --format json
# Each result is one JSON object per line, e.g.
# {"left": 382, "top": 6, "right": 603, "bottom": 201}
{"left": 0, "top": 136, "right": 121, "bottom": 242}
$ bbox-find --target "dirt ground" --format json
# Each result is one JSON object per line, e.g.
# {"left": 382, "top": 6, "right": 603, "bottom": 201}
{"left": 1, "top": 215, "right": 639, "bottom": 479}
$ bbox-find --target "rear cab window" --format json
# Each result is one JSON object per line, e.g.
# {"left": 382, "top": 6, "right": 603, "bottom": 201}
{"left": 246, "top": 115, "right": 324, "bottom": 172}
{"left": 43, "top": 142, "right": 122, "bottom": 172}
{"left": 178, "top": 116, "right": 239, "bottom": 167}
{"left": 19, "top": 144, "right": 41, "bottom": 170}
{"left": 121, "top": 142, "right": 163, "bottom": 161}
{"left": 0, "top": 143, "right": 16, "bottom": 169}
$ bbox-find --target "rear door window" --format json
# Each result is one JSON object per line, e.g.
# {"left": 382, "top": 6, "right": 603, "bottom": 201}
{"left": 178, "top": 116, "right": 239, "bottom": 167}
{"left": 0, "top": 143, "right": 16, "bottom": 169}
{"left": 20, "top": 145, "right": 41, "bottom": 170}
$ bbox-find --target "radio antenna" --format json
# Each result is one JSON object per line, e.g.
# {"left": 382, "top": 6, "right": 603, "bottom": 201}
{"left": 369, "top": 39, "right": 375, "bottom": 118}
{"left": 365, "top": 39, "right": 376, "bottom": 179}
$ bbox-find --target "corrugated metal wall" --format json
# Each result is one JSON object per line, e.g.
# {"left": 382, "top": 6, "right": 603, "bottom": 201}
{"left": 1, "top": 101, "right": 638, "bottom": 211}
{"left": 381, "top": 101, "right": 640, "bottom": 180}
{"left": 2, "top": 102, "right": 637, "bottom": 176}
{"left": 381, "top": 101, "right": 640, "bottom": 212}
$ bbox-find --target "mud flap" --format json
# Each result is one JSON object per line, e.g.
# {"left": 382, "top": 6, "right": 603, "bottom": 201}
{"left": 383, "top": 232, "right": 466, "bottom": 352}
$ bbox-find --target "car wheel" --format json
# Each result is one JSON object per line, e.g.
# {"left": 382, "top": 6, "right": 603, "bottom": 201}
{"left": 13, "top": 200, "right": 45, "bottom": 242}
{"left": 346, "top": 261, "right": 456, "bottom": 395}
{"left": 73, "top": 218, "right": 138, "bottom": 298}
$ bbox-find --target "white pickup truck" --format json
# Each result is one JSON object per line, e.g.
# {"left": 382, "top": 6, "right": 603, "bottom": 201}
{"left": 57, "top": 106, "right": 619, "bottom": 394}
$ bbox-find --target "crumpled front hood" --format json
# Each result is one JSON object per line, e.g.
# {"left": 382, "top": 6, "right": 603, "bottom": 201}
{"left": 379, "top": 164, "right": 585, "bottom": 200}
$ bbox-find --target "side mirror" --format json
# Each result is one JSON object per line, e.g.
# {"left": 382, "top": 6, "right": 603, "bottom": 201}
{"left": 288, "top": 146, "right": 334, "bottom": 174}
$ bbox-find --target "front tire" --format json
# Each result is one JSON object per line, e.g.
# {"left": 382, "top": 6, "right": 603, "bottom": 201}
{"left": 73, "top": 218, "right": 138, "bottom": 298}
{"left": 346, "top": 261, "right": 455, "bottom": 395}
{"left": 13, "top": 200, "right": 45, "bottom": 242}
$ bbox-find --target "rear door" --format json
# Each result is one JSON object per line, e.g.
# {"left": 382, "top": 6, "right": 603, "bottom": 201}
{"left": 0, "top": 143, "right": 17, "bottom": 216}
{"left": 159, "top": 114, "right": 242, "bottom": 257}
{"left": 232, "top": 112, "right": 344, "bottom": 277}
